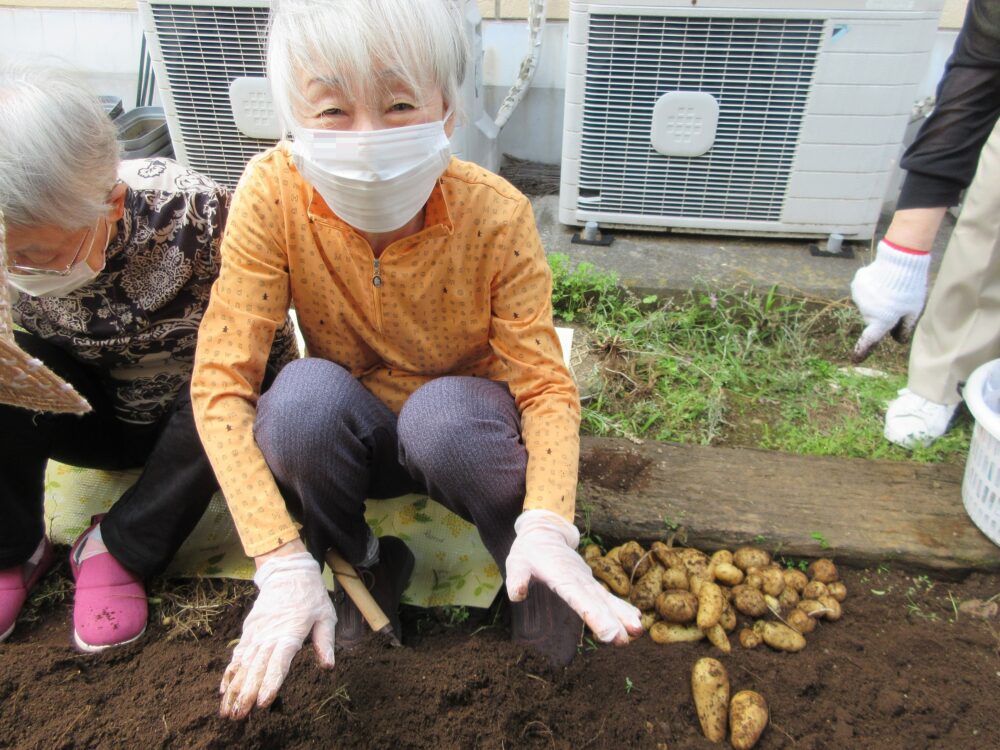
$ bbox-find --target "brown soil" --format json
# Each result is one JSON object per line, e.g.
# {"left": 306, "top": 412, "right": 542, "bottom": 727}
{"left": 2, "top": 558, "right": 998, "bottom": 749}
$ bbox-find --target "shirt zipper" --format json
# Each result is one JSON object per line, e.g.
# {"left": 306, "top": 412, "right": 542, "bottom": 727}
{"left": 372, "top": 257, "right": 384, "bottom": 332}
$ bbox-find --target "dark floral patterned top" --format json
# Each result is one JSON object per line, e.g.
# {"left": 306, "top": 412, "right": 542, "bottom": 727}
{"left": 13, "top": 158, "right": 298, "bottom": 425}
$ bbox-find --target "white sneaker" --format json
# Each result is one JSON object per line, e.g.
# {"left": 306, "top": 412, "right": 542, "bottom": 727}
{"left": 884, "top": 388, "right": 958, "bottom": 449}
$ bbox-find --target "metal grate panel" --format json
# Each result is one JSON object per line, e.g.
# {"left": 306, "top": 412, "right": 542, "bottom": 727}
{"left": 580, "top": 15, "right": 824, "bottom": 221}
{"left": 150, "top": 3, "right": 274, "bottom": 187}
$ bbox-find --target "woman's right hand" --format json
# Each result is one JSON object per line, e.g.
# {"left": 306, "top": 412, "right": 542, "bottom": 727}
{"left": 219, "top": 546, "right": 337, "bottom": 720}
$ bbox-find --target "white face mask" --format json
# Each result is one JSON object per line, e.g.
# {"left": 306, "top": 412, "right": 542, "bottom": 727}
{"left": 8, "top": 221, "right": 108, "bottom": 298}
{"left": 290, "top": 116, "right": 452, "bottom": 234}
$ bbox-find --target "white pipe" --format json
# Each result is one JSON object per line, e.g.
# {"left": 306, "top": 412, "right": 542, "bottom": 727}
{"left": 493, "top": 0, "right": 547, "bottom": 131}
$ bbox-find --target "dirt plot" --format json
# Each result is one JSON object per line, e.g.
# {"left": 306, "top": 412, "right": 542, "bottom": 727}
{"left": 1, "top": 560, "right": 998, "bottom": 749}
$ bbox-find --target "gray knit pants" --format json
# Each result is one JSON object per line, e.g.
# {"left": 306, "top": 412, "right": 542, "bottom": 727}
{"left": 253, "top": 358, "right": 526, "bottom": 573}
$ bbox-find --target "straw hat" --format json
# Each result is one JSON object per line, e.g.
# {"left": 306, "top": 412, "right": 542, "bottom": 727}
{"left": 0, "top": 209, "right": 91, "bottom": 414}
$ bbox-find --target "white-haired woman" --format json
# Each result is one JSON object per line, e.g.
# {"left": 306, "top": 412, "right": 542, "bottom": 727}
{"left": 0, "top": 63, "right": 298, "bottom": 651}
{"left": 191, "top": 0, "right": 642, "bottom": 721}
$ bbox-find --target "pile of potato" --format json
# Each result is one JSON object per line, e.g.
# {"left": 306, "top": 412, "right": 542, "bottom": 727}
{"left": 583, "top": 541, "right": 847, "bottom": 655}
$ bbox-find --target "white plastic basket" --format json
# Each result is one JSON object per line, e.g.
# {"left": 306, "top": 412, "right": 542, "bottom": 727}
{"left": 961, "top": 358, "right": 1000, "bottom": 547}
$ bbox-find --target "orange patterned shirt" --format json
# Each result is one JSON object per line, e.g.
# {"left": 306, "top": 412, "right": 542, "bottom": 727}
{"left": 191, "top": 145, "right": 580, "bottom": 556}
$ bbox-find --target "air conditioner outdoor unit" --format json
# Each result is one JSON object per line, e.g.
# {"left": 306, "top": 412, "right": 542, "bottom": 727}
{"left": 560, "top": 0, "right": 944, "bottom": 240}
{"left": 135, "top": 0, "right": 498, "bottom": 187}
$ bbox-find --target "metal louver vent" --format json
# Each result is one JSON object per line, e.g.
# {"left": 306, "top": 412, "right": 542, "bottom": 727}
{"left": 149, "top": 3, "right": 274, "bottom": 186}
{"left": 580, "top": 15, "right": 824, "bottom": 221}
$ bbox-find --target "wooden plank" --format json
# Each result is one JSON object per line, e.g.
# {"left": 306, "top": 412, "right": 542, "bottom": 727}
{"left": 576, "top": 436, "right": 1000, "bottom": 575}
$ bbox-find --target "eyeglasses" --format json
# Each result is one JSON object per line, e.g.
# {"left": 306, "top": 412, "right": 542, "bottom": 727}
{"left": 7, "top": 222, "right": 100, "bottom": 278}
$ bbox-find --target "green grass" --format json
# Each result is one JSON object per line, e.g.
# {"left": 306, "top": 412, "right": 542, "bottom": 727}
{"left": 549, "top": 253, "right": 970, "bottom": 464}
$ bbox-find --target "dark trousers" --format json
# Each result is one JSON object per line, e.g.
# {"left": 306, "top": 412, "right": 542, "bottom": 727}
{"left": 253, "top": 358, "right": 526, "bottom": 574}
{"left": 0, "top": 332, "right": 217, "bottom": 579}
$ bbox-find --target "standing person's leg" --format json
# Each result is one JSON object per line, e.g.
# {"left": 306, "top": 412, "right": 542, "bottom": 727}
{"left": 396, "top": 376, "right": 583, "bottom": 665}
{"left": 253, "top": 358, "right": 418, "bottom": 646}
{"left": 888, "top": 120, "right": 1000, "bottom": 447}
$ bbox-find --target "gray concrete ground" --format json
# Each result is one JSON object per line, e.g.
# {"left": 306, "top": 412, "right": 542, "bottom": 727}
{"left": 530, "top": 194, "right": 955, "bottom": 303}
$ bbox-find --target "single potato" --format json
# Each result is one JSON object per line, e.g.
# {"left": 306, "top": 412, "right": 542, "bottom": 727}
{"left": 714, "top": 562, "right": 745, "bottom": 586}
{"left": 619, "top": 541, "right": 653, "bottom": 579}
{"left": 753, "top": 620, "right": 807, "bottom": 652}
{"left": 656, "top": 590, "right": 699, "bottom": 624}
{"left": 704, "top": 623, "right": 732, "bottom": 654}
{"left": 733, "top": 547, "right": 771, "bottom": 572}
{"left": 760, "top": 567, "right": 786, "bottom": 597}
{"left": 582, "top": 544, "right": 602, "bottom": 564}
{"left": 808, "top": 558, "right": 839, "bottom": 583}
{"left": 662, "top": 566, "right": 690, "bottom": 591}
{"left": 817, "top": 594, "right": 843, "bottom": 621}
{"left": 591, "top": 557, "right": 631, "bottom": 597}
{"left": 691, "top": 657, "right": 730, "bottom": 743}
{"left": 697, "top": 582, "right": 726, "bottom": 630}
{"left": 651, "top": 541, "right": 683, "bottom": 570}
{"left": 827, "top": 581, "right": 848, "bottom": 602}
{"left": 739, "top": 628, "right": 762, "bottom": 649}
{"left": 629, "top": 566, "right": 664, "bottom": 611}
{"left": 786, "top": 607, "right": 817, "bottom": 635}
{"left": 650, "top": 622, "right": 705, "bottom": 644}
{"left": 730, "top": 690, "right": 769, "bottom": 750}
{"left": 731, "top": 585, "right": 769, "bottom": 617}
{"left": 782, "top": 568, "right": 809, "bottom": 593}
{"left": 711, "top": 549, "right": 734, "bottom": 567}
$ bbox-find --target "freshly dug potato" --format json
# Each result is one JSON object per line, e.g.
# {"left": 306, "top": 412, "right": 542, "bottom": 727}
{"left": 662, "top": 566, "right": 690, "bottom": 591}
{"left": 827, "top": 581, "right": 848, "bottom": 602}
{"left": 777, "top": 586, "right": 800, "bottom": 611}
{"left": 731, "top": 585, "right": 769, "bottom": 617}
{"left": 619, "top": 541, "right": 653, "bottom": 579}
{"left": 682, "top": 551, "right": 712, "bottom": 584}
{"left": 605, "top": 545, "right": 623, "bottom": 564}
{"left": 730, "top": 690, "right": 769, "bottom": 750}
{"left": 650, "top": 622, "right": 705, "bottom": 644}
{"left": 582, "top": 544, "right": 602, "bottom": 564}
{"left": 591, "top": 557, "right": 630, "bottom": 597}
{"left": 763, "top": 594, "right": 782, "bottom": 616}
{"left": 802, "top": 580, "right": 829, "bottom": 600}
{"left": 714, "top": 562, "right": 744, "bottom": 586}
{"left": 656, "top": 590, "right": 698, "bottom": 623}
{"left": 808, "top": 558, "right": 839, "bottom": 583}
{"left": 760, "top": 567, "right": 785, "bottom": 597}
{"left": 711, "top": 549, "right": 734, "bottom": 567}
{"left": 689, "top": 575, "right": 706, "bottom": 596}
{"left": 704, "top": 623, "right": 732, "bottom": 654}
{"left": 696, "top": 581, "right": 725, "bottom": 630}
{"left": 797, "top": 599, "right": 828, "bottom": 619}
{"left": 739, "top": 628, "right": 762, "bottom": 649}
{"left": 733, "top": 547, "right": 771, "bottom": 572}
{"left": 786, "top": 608, "right": 817, "bottom": 635}
{"left": 629, "top": 566, "right": 664, "bottom": 611}
{"left": 720, "top": 600, "right": 737, "bottom": 633}
{"left": 640, "top": 612, "right": 658, "bottom": 631}
{"left": 650, "top": 541, "right": 683, "bottom": 570}
{"left": 782, "top": 568, "right": 809, "bottom": 593}
{"left": 744, "top": 572, "right": 764, "bottom": 591}
{"left": 691, "top": 657, "right": 730, "bottom": 743}
{"left": 753, "top": 621, "right": 807, "bottom": 653}
{"left": 817, "top": 594, "right": 843, "bottom": 621}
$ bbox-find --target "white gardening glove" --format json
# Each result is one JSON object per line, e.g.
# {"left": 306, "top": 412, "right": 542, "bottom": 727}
{"left": 505, "top": 509, "right": 643, "bottom": 645}
{"left": 850, "top": 239, "right": 931, "bottom": 362}
{"left": 219, "top": 551, "right": 336, "bottom": 720}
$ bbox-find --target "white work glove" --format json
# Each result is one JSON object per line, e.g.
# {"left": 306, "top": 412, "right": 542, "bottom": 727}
{"left": 219, "top": 552, "right": 336, "bottom": 720}
{"left": 850, "top": 239, "right": 931, "bottom": 362}
{"left": 505, "top": 509, "right": 643, "bottom": 644}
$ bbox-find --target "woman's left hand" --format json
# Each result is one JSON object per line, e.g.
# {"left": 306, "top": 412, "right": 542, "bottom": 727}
{"left": 505, "top": 509, "right": 643, "bottom": 644}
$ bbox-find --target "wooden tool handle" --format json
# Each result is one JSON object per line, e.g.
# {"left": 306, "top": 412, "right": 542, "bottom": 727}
{"left": 324, "top": 548, "right": 391, "bottom": 634}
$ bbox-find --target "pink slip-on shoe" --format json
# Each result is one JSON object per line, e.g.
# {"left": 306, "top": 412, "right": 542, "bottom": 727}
{"left": 0, "top": 537, "right": 55, "bottom": 642}
{"left": 69, "top": 516, "right": 147, "bottom": 653}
